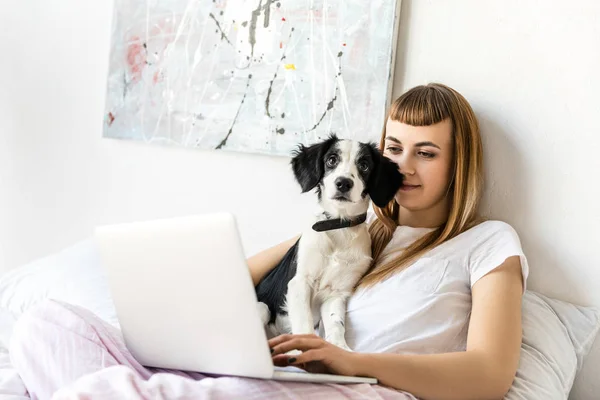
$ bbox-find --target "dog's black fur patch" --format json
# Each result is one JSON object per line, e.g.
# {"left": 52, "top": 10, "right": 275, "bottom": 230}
{"left": 364, "top": 143, "right": 404, "bottom": 207}
{"left": 255, "top": 239, "right": 300, "bottom": 324}
{"left": 290, "top": 134, "right": 339, "bottom": 193}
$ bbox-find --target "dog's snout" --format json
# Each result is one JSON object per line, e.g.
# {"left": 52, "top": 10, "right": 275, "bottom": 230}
{"left": 335, "top": 177, "right": 354, "bottom": 193}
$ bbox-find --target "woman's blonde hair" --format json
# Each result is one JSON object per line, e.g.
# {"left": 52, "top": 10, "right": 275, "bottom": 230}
{"left": 357, "top": 83, "right": 484, "bottom": 289}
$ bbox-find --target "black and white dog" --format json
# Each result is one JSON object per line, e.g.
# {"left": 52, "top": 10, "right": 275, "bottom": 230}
{"left": 255, "top": 135, "right": 403, "bottom": 351}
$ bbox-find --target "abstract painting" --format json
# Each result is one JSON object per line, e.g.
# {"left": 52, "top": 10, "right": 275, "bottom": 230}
{"left": 103, "top": 0, "right": 401, "bottom": 156}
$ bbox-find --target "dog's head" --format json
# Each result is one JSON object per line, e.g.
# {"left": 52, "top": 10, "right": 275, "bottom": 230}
{"left": 290, "top": 135, "right": 403, "bottom": 216}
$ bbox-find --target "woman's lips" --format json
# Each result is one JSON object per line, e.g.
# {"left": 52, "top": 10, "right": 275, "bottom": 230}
{"left": 400, "top": 184, "right": 421, "bottom": 191}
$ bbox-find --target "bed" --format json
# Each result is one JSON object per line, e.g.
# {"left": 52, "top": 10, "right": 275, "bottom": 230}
{"left": 0, "top": 238, "right": 598, "bottom": 399}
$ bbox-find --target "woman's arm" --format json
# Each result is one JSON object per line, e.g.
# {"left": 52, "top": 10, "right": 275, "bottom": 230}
{"left": 354, "top": 256, "right": 523, "bottom": 400}
{"left": 270, "top": 256, "right": 524, "bottom": 400}
{"left": 247, "top": 235, "right": 300, "bottom": 286}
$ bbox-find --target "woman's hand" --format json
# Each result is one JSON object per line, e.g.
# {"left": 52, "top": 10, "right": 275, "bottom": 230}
{"left": 269, "top": 334, "right": 361, "bottom": 376}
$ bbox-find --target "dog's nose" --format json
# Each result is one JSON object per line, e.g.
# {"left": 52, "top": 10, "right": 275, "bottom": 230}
{"left": 335, "top": 177, "right": 354, "bottom": 193}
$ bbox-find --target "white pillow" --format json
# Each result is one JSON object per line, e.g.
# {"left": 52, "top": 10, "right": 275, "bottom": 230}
{"left": 0, "top": 238, "right": 117, "bottom": 327}
{"left": 505, "top": 291, "right": 600, "bottom": 399}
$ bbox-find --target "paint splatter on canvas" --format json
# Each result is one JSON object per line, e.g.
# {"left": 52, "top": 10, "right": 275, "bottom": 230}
{"left": 103, "top": 0, "right": 400, "bottom": 156}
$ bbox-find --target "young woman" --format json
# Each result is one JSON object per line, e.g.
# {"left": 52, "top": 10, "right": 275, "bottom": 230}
{"left": 11, "top": 83, "right": 527, "bottom": 400}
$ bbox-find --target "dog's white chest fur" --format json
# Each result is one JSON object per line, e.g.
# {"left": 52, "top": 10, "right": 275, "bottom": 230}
{"left": 279, "top": 219, "right": 372, "bottom": 350}
{"left": 299, "top": 224, "right": 371, "bottom": 297}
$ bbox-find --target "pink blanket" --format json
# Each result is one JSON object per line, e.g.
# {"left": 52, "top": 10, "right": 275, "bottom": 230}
{"left": 9, "top": 300, "right": 418, "bottom": 400}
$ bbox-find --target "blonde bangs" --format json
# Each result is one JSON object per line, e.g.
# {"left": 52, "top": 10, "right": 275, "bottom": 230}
{"left": 389, "top": 85, "right": 452, "bottom": 127}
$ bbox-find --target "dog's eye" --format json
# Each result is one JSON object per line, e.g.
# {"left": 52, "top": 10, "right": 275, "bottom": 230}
{"left": 358, "top": 162, "right": 369, "bottom": 172}
{"left": 326, "top": 155, "right": 338, "bottom": 168}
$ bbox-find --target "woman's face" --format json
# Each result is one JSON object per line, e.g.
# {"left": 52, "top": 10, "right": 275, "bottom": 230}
{"left": 383, "top": 118, "right": 454, "bottom": 213}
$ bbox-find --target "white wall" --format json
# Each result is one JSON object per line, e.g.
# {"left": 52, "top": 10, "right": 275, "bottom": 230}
{"left": 1, "top": 0, "right": 600, "bottom": 398}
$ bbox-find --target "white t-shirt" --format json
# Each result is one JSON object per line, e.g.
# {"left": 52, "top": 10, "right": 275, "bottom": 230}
{"left": 343, "top": 211, "right": 529, "bottom": 355}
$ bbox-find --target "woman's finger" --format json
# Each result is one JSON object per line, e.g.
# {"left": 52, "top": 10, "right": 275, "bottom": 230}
{"left": 271, "top": 354, "right": 306, "bottom": 368}
{"left": 268, "top": 333, "right": 318, "bottom": 348}
{"left": 273, "top": 354, "right": 319, "bottom": 372}
{"left": 286, "top": 349, "right": 326, "bottom": 366}
{"left": 272, "top": 353, "right": 328, "bottom": 374}
{"left": 272, "top": 354, "right": 296, "bottom": 367}
{"left": 271, "top": 338, "right": 324, "bottom": 355}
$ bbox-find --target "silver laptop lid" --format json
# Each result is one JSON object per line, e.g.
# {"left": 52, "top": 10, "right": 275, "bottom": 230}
{"left": 95, "top": 212, "right": 273, "bottom": 378}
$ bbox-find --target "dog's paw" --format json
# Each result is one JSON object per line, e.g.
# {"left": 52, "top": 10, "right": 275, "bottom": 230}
{"left": 336, "top": 342, "right": 353, "bottom": 352}
{"left": 339, "top": 343, "right": 353, "bottom": 352}
{"left": 328, "top": 338, "right": 353, "bottom": 352}
{"left": 257, "top": 302, "right": 271, "bottom": 325}
{"left": 285, "top": 349, "right": 303, "bottom": 357}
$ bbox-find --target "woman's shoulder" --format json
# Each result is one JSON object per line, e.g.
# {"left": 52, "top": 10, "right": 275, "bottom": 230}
{"left": 461, "top": 219, "right": 528, "bottom": 287}
{"left": 467, "top": 219, "right": 520, "bottom": 238}
{"left": 433, "top": 219, "right": 521, "bottom": 257}
{"left": 425, "top": 219, "right": 527, "bottom": 280}
{"left": 453, "top": 218, "right": 523, "bottom": 256}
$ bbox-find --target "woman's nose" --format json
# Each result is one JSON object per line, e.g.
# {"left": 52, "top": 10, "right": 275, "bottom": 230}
{"left": 399, "top": 155, "right": 415, "bottom": 175}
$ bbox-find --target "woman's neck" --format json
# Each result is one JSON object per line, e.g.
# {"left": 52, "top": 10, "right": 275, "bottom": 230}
{"left": 398, "top": 200, "right": 449, "bottom": 229}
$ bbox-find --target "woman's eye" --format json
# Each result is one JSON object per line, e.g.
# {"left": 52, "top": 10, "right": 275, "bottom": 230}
{"left": 386, "top": 146, "right": 402, "bottom": 154}
{"left": 326, "top": 156, "right": 338, "bottom": 167}
{"left": 419, "top": 151, "right": 435, "bottom": 159}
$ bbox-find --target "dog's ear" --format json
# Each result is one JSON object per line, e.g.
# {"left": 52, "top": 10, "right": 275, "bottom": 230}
{"left": 366, "top": 143, "right": 404, "bottom": 207}
{"left": 290, "top": 135, "right": 338, "bottom": 193}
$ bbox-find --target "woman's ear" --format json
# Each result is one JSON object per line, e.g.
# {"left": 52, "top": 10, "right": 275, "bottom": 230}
{"left": 367, "top": 144, "right": 404, "bottom": 207}
{"left": 290, "top": 135, "right": 338, "bottom": 193}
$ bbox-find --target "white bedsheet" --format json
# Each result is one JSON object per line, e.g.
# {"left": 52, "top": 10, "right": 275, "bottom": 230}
{"left": 0, "top": 347, "right": 28, "bottom": 400}
{"left": 0, "top": 308, "right": 28, "bottom": 400}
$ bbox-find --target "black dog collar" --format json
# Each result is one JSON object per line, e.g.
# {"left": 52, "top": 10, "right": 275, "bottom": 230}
{"left": 312, "top": 212, "right": 368, "bottom": 232}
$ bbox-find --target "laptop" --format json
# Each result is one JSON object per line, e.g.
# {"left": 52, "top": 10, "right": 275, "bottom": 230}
{"left": 94, "top": 212, "right": 377, "bottom": 385}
